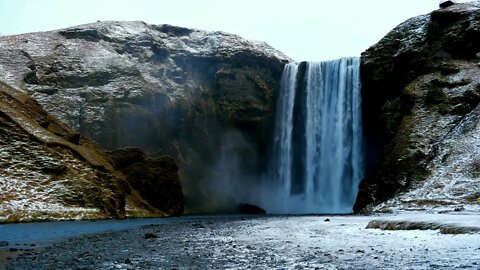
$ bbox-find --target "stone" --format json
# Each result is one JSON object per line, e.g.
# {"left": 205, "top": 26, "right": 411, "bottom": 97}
{"left": 439, "top": 0, "right": 455, "bottom": 8}
{"left": 144, "top": 233, "right": 158, "bottom": 239}
{"left": 355, "top": 2, "right": 480, "bottom": 212}
{"left": 235, "top": 203, "right": 266, "bottom": 214}
{"left": 0, "top": 241, "right": 9, "bottom": 247}
{"left": 0, "top": 21, "right": 290, "bottom": 212}
{"left": 108, "top": 148, "right": 184, "bottom": 216}
{"left": 0, "top": 81, "right": 128, "bottom": 222}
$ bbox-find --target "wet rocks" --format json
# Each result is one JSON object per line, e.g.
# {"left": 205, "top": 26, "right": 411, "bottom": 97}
{"left": 0, "top": 241, "right": 8, "bottom": 247}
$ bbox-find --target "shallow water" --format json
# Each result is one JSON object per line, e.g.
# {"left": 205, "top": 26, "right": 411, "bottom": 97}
{"left": 0, "top": 215, "right": 228, "bottom": 249}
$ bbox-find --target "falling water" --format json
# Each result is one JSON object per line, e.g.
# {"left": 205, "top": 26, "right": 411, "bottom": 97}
{"left": 266, "top": 57, "right": 363, "bottom": 214}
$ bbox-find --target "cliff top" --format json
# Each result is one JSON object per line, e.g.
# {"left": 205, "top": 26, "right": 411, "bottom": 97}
{"left": 1, "top": 20, "right": 291, "bottom": 62}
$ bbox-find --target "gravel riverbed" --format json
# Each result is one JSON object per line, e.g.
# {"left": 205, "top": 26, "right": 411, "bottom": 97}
{"left": 3, "top": 214, "right": 480, "bottom": 269}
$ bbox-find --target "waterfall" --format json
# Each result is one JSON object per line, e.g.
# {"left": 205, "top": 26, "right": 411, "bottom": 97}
{"left": 266, "top": 57, "right": 363, "bottom": 214}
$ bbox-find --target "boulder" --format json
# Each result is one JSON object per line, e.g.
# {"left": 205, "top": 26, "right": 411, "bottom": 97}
{"left": 355, "top": 2, "right": 480, "bottom": 212}
{"left": 439, "top": 0, "right": 455, "bottom": 8}
{"left": 235, "top": 203, "right": 266, "bottom": 214}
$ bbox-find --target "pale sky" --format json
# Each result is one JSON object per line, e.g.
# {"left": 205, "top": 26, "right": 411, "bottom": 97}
{"left": 0, "top": 0, "right": 441, "bottom": 61}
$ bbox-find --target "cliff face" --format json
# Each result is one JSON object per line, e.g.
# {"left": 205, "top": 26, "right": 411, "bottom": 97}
{"left": 356, "top": 2, "right": 480, "bottom": 212}
{"left": 108, "top": 148, "right": 184, "bottom": 216}
{"left": 0, "top": 79, "right": 184, "bottom": 222}
{"left": 0, "top": 22, "right": 290, "bottom": 211}
{"left": 0, "top": 81, "right": 114, "bottom": 222}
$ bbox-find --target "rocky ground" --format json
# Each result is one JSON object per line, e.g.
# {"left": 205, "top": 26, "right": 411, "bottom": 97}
{"left": 2, "top": 214, "right": 479, "bottom": 269}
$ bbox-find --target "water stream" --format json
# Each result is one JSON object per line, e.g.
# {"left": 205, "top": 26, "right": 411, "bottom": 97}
{"left": 265, "top": 57, "right": 363, "bottom": 214}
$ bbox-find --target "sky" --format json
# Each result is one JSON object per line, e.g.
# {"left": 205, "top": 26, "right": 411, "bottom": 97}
{"left": 0, "top": 0, "right": 442, "bottom": 61}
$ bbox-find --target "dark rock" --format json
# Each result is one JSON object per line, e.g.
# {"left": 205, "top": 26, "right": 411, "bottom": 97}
{"left": 39, "top": 162, "right": 66, "bottom": 175}
{"left": 0, "top": 21, "right": 290, "bottom": 212}
{"left": 144, "top": 233, "right": 158, "bottom": 239}
{"left": 235, "top": 203, "right": 266, "bottom": 214}
{"left": 324, "top": 218, "right": 331, "bottom": 222}
{"left": 355, "top": 2, "right": 480, "bottom": 212}
{"left": 108, "top": 148, "right": 184, "bottom": 216}
{"left": 439, "top": 0, "right": 455, "bottom": 9}
{"left": 124, "top": 258, "right": 132, "bottom": 264}
{"left": 192, "top": 223, "right": 206, "bottom": 229}
{"left": 0, "top": 241, "right": 8, "bottom": 247}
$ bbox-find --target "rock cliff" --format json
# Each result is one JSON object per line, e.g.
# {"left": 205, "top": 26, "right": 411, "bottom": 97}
{"left": 0, "top": 79, "right": 184, "bottom": 222}
{"left": 0, "top": 22, "right": 290, "bottom": 211}
{"left": 0, "top": 82, "right": 116, "bottom": 221}
{"left": 355, "top": 2, "right": 480, "bottom": 212}
{"left": 108, "top": 147, "right": 184, "bottom": 216}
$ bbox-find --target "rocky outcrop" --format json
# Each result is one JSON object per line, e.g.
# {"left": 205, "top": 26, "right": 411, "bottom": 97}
{"left": 108, "top": 148, "right": 184, "bottom": 216}
{"left": 0, "top": 80, "right": 126, "bottom": 222}
{"left": 0, "top": 21, "right": 290, "bottom": 211}
{"left": 0, "top": 80, "right": 183, "bottom": 222}
{"left": 355, "top": 2, "right": 480, "bottom": 212}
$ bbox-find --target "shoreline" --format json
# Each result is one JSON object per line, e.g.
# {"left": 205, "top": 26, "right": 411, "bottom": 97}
{"left": 2, "top": 213, "right": 479, "bottom": 269}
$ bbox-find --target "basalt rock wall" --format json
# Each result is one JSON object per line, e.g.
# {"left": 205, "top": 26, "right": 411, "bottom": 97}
{"left": 0, "top": 22, "right": 290, "bottom": 211}
{"left": 356, "top": 2, "right": 480, "bottom": 212}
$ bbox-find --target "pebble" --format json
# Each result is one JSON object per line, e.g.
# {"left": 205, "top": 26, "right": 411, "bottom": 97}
{"left": 144, "top": 233, "right": 158, "bottom": 239}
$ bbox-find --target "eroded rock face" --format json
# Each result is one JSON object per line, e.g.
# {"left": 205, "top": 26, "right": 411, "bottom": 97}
{"left": 108, "top": 148, "right": 184, "bottom": 216}
{"left": 0, "top": 22, "right": 290, "bottom": 211}
{"left": 356, "top": 2, "right": 480, "bottom": 212}
{"left": 0, "top": 81, "right": 128, "bottom": 222}
{"left": 0, "top": 80, "right": 184, "bottom": 221}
